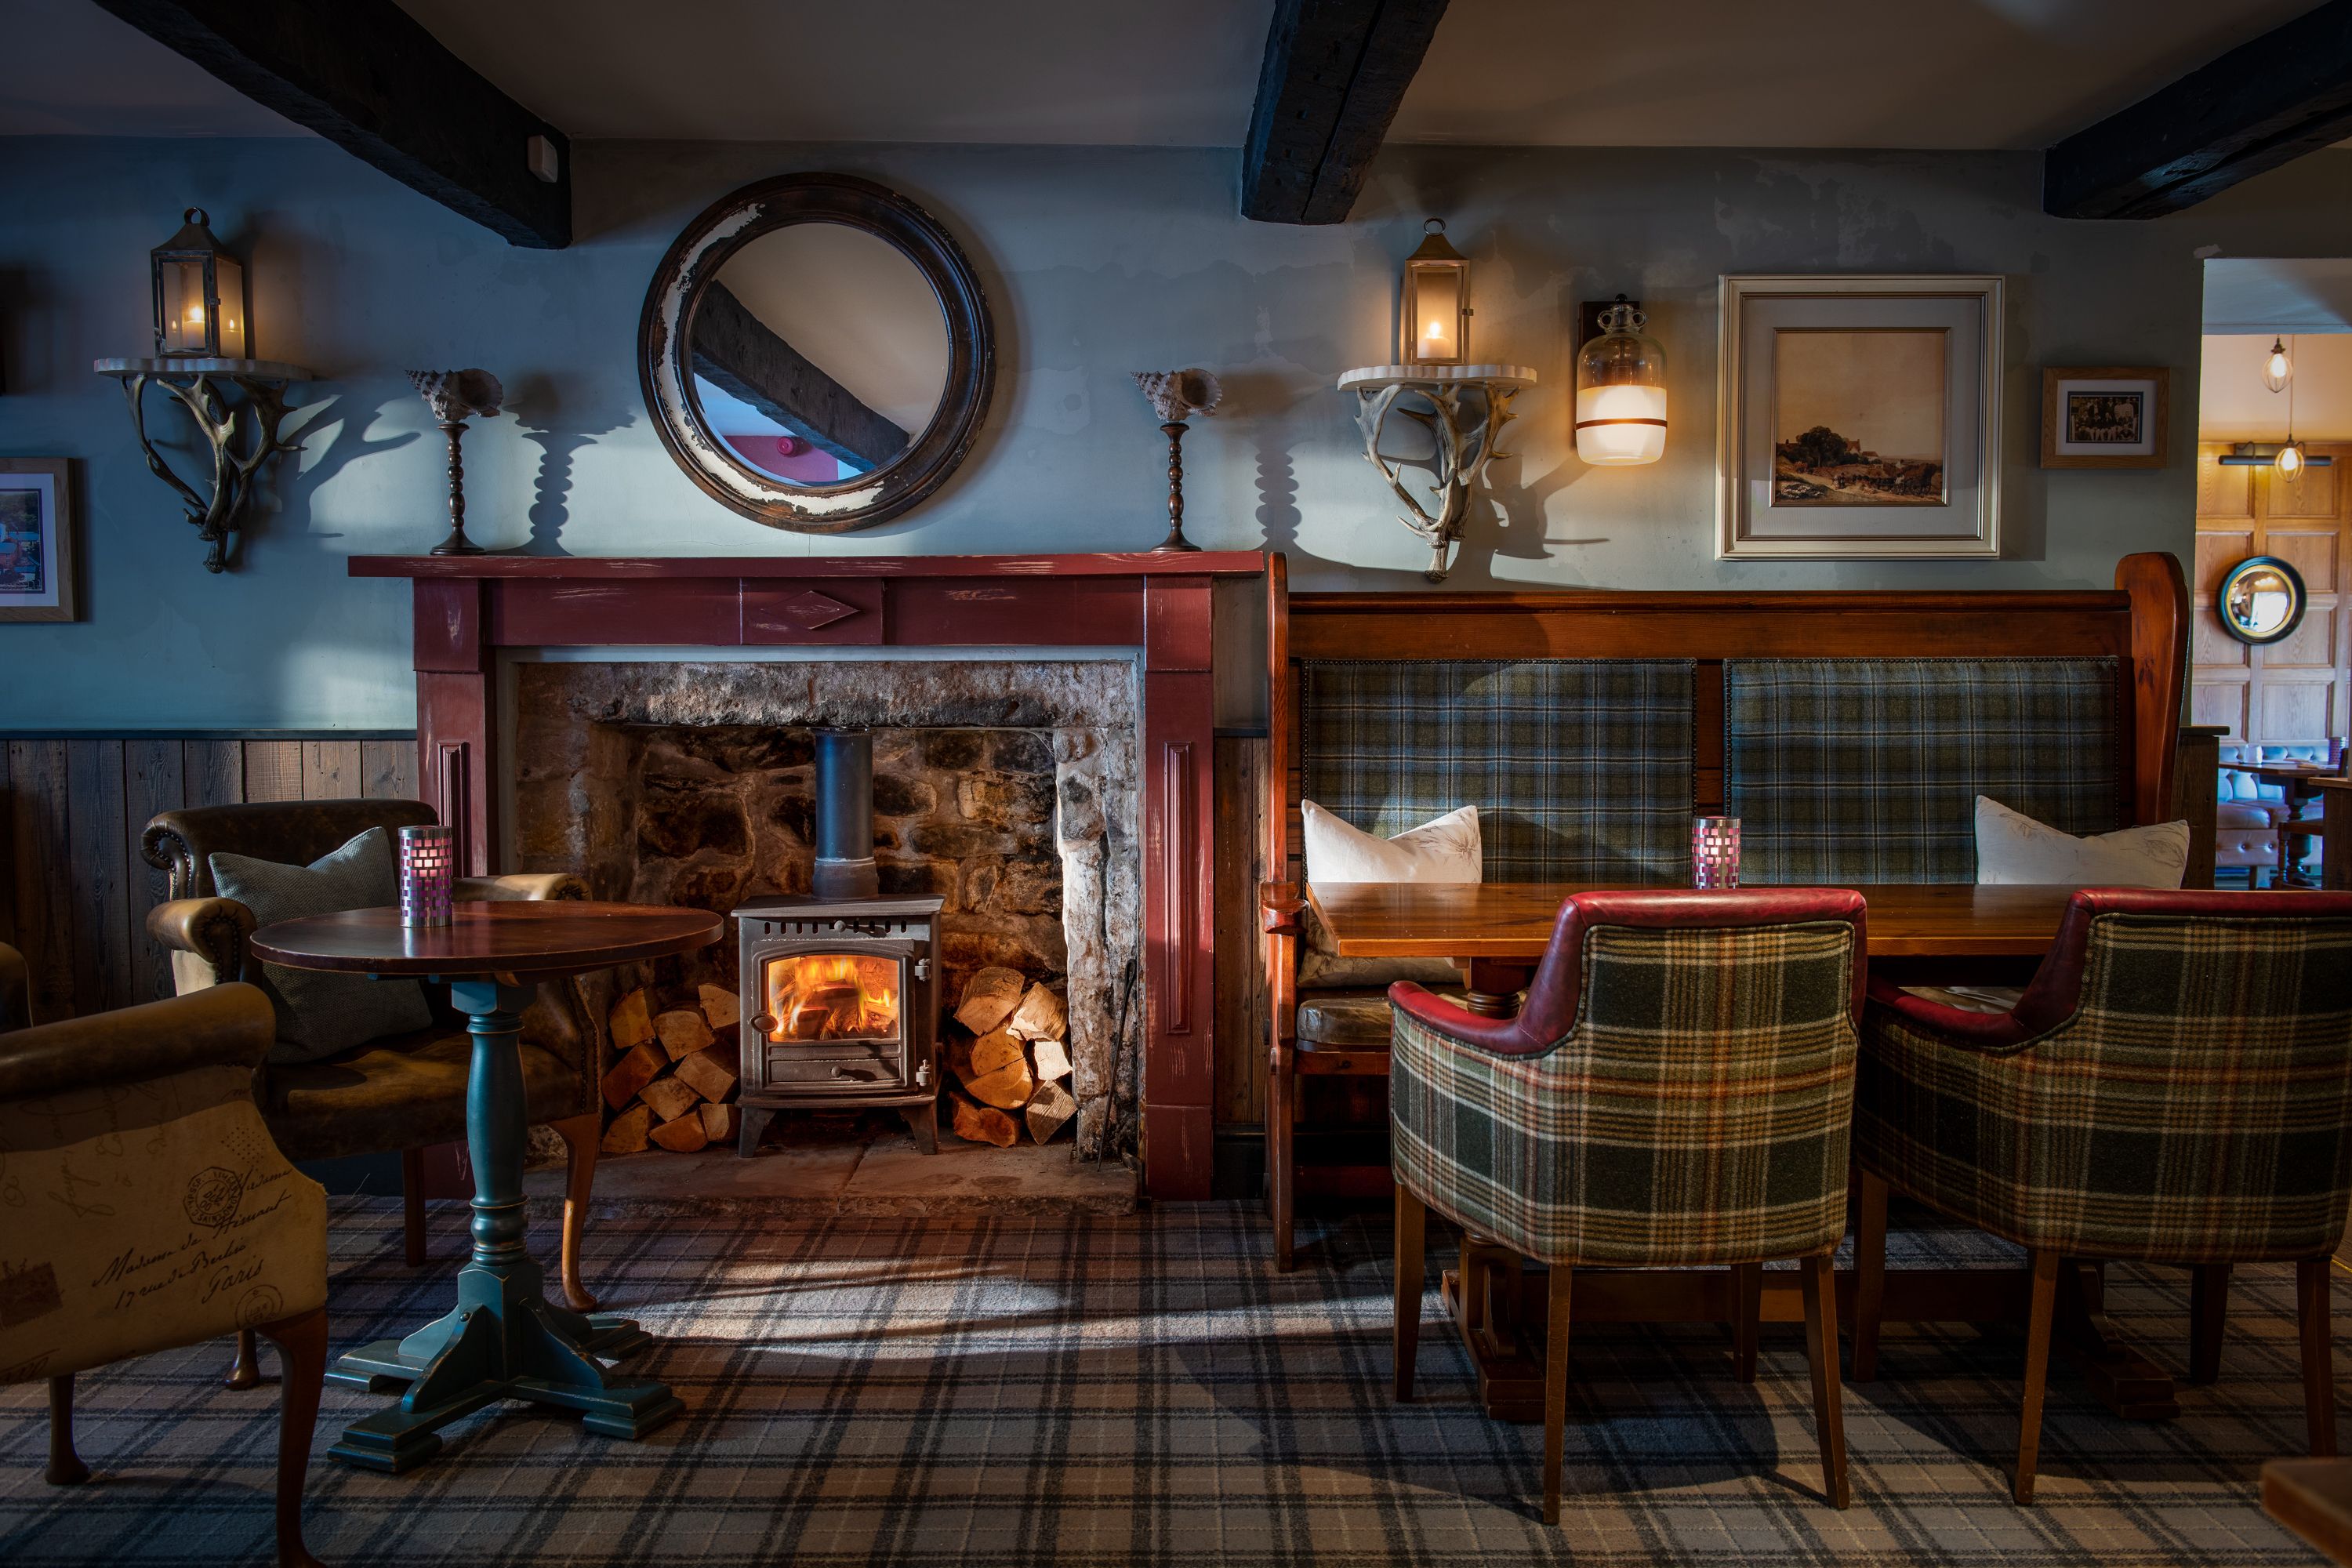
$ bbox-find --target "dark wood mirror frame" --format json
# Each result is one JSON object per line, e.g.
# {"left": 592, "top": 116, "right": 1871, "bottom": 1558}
{"left": 637, "top": 172, "right": 995, "bottom": 534}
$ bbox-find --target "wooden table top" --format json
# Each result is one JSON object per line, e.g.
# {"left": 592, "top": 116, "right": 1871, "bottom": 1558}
{"left": 1306, "top": 882, "right": 2089, "bottom": 960}
{"left": 250, "top": 901, "right": 722, "bottom": 978}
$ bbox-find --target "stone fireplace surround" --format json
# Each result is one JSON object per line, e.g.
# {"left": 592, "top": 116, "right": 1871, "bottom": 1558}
{"left": 510, "top": 658, "right": 1142, "bottom": 1156}
{"left": 351, "top": 551, "right": 1265, "bottom": 1199}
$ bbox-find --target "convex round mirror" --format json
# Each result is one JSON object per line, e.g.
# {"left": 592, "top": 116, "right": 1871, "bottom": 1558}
{"left": 2219, "top": 555, "right": 2307, "bottom": 645}
{"left": 640, "top": 172, "right": 993, "bottom": 532}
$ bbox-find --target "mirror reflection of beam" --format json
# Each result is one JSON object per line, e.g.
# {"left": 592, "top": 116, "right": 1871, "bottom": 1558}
{"left": 691, "top": 282, "right": 909, "bottom": 472}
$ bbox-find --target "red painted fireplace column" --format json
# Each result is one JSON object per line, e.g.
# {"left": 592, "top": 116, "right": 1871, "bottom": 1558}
{"left": 356, "top": 551, "right": 1264, "bottom": 1200}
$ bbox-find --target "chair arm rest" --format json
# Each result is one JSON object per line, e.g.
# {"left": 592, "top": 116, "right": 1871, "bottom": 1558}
{"left": 1389, "top": 981, "right": 1555, "bottom": 1058}
{"left": 457, "top": 872, "right": 590, "bottom": 902}
{"left": 0, "top": 982, "right": 274, "bottom": 1102}
{"left": 147, "top": 896, "right": 256, "bottom": 985}
{"left": 1261, "top": 880, "right": 1303, "bottom": 936}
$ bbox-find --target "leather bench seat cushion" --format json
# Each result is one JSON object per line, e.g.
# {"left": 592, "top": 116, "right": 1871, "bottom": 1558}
{"left": 1297, "top": 991, "right": 1399, "bottom": 1048}
{"left": 260, "top": 1025, "right": 580, "bottom": 1160}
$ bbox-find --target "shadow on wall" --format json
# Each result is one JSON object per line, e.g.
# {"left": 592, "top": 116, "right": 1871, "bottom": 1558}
{"left": 271, "top": 395, "right": 419, "bottom": 555}
{"left": 507, "top": 373, "right": 636, "bottom": 555}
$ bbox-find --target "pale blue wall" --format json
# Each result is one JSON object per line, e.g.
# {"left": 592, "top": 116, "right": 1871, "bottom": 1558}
{"left": 4, "top": 135, "right": 2349, "bottom": 730}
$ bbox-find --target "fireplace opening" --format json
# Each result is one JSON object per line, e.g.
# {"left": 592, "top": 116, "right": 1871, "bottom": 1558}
{"left": 762, "top": 953, "right": 901, "bottom": 1045}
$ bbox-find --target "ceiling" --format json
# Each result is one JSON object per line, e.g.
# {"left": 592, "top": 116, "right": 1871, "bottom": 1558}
{"left": 0, "top": 0, "right": 2329, "bottom": 150}
{"left": 2205, "top": 258, "right": 2352, "bottom": 333}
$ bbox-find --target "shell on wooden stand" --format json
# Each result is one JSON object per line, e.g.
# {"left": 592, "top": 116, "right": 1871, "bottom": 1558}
{"left": 1131, "top": 368, "right": 1221, "bottom": 424}
{"left": 406, "top": 368, "right": 504, "bottom": 423}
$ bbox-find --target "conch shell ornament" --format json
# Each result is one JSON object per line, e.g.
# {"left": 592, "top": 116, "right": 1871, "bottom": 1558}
{"left": 406, "top": 368, "right": 504, "bottom": 423}
{"left": 1132, "top": 368, "right": 1221, "bottom": 424}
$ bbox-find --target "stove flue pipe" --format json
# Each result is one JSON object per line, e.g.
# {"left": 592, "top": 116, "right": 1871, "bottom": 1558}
{"left": 811, "top": 726, "right": 880, "bottom": 901}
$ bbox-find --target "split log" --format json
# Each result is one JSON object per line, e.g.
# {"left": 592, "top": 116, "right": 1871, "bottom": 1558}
{"left": 600, "top": 1040, "right": 666, "bottom": 1110}
{"left": 947, "top": 1089, "right": 1019, "bottom": 1148}
{"left": 699, "top": 1101, "right": 740, "bottom": 1144}
{"left": 944, "top": 1027, "right": 1032, "bottom": 1108}
{"left": 674, "top": 1042, "right": 739, "bottom": 1103}
{"left": 601, "top": 1103, "right": 651, "bottom": 1154}
{"left": 1025, "top": 1080, "right": 1076, "bottom": 1144}
{"left": 697, "top": 981, "right": 741, "bottom": 1032}
{"left": 966, "top": 1056, "right": 1035, "bottom": 1112}
{"left": 650, "top": 1114, "right": 710, "bottom": 1153}
{"left": 639, "top": 1074, "right": 702, "bottom": 1123}
{"left": 655, "top": 1007, "right": 716, "bottom": 1061}
{"left": 953, "top": 966, "right": 1026, "bottom": 1035}
{"left": 1029, "top": 1036, "right": 1073, "bottom": 1083}
{"left": 1006, "top": 984, "right": 1066, "bottom": 1044}
{"left": 609, "top": 987, "right": 655, "bottom": 1052}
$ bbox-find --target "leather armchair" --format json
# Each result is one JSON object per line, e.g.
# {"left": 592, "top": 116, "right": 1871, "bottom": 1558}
{"left": 140, "top": 800, "right": 608, "bottom": 1370}
{"left": 0, "top": 962, "right": 330, "bottom": 1566}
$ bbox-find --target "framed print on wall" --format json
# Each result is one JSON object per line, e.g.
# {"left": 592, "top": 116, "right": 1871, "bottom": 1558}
{"left": 1716, "top": 274, "right": 2003, "bottom": 560}
{"left": 2040, "top": 366, "right": 2168, "bottom": 469}
{"left": 0, "top": 459, "right": 77, "bottom": 623}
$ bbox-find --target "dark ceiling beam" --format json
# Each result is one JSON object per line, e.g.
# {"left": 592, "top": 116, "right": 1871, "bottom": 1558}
{"left": 1240, "top": 0, "right": 1450, "bottom": 225}
{"left": 89, "top": 0, "right": 571, "bottom": 248}
{"left": 2045, "top": 0, "right": 2352, "bottom": 220}
{"left": 691, "top": 284, "right": 909, "bottom": 473}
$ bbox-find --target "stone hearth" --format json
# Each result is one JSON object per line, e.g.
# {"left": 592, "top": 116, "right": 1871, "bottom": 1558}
{"left": 512, "top": 659, "right": 1142, "bottom": 1156}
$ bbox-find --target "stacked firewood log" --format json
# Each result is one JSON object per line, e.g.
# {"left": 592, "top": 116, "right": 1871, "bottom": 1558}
{"left": 597, "top": 983, "right": 742, "bottom": 1154}
{"left": 941, "top": 966, "right": 1076, "bottom": 1147}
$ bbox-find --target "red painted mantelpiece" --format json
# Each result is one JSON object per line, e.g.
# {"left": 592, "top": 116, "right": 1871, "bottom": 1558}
{"left": 352, "top": 551, "right": 1269, "bottom": 1200}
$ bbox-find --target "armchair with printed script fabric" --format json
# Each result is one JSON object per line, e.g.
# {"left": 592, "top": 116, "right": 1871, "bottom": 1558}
{"left": 140, "top": 799, "right": 608, "bottom": 1382}
{"left": 0, "top": 967, "right": 331, "bottom": 1567}
{"left": 1853, "top": 889, "right": 2352, "bottom": 1504}
{"left": 1387, "top": 890, "right": 1867, "bottom": 1523}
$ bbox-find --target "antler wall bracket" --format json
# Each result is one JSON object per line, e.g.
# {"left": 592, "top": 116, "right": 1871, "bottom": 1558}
{"left": 94, "top": 356, "right": 313, "bottom": 573}
{"left": 1336, "top": 362, "right": 1535, "bottom": 582}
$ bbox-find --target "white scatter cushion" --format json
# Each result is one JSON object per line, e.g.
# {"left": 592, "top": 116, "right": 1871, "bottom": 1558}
{"left": 1301, "top": 801, "right": 1481, "bottom": 884}
{"left": 1972, "top": 796, "right": 2190, "bottom": 889}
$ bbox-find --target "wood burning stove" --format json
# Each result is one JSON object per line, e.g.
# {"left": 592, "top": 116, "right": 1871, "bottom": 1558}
{"left": 730, "top": 728, "right": 942, "bottom": 1156}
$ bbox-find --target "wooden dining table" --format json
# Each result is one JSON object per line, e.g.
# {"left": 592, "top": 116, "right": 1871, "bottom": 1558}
{"left": 1302, "top": 879, "right": 2201, "bottom": 1427}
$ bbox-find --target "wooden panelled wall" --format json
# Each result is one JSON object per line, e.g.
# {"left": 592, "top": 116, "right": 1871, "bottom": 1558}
{"left": 2193, "top": 441, "right": 2352, "bottom": 742}
{"left": 0, "top": 735, "right": 419, "bottom": 1025}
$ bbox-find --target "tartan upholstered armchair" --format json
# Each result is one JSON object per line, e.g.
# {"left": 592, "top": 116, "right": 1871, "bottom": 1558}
{"left": 1851, "top": 889, "right": 2352, "bottom": 1504}
{"left": 1388, "top": 889, "right": 1868, "bottom": 1523}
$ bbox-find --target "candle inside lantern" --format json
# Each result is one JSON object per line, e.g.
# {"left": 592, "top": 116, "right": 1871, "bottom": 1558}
{"left": 398, "top": 825, "right": 457, "bottom": 927}
{"left": 1692, "top": 816, "right": 1741, "bottom": 890}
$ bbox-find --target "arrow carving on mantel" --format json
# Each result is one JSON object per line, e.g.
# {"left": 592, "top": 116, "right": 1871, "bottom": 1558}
{"left": 771, "top": 590, "right": 860, "bottom": 630}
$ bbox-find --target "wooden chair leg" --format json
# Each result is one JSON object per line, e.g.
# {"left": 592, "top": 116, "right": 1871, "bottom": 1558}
{"left": 2299, "top": 1255, "right": 2339, "bottom": 1457}
{"left": 1394, "top": 1185, "right": 1426, "bottom": 1401}
{"left": 1269, "top": 1038, "right": 1296, "bottom": 1272}
{"left": 254, "top": 1307, "right": 328, "bottom": 1568}
{"left": 1731, "top": 1262, "right": 1763, "bottom": 1384}
{"left": 401, "top": 1145, "right": 426, "bottom": 1268}
{"left": 45, "top": 1374, "right": 90, "bottom": 1486}
{"left": 1543, "top": 1266, "right": 1573, "bottom": 1526}
{"left": 2016, "top": 1250, "right": 2063, "bottom": 1504}
{"left": 1852, "top": 1167, "right": 1888, "bottom": 1384}
{"left": 550, "top": 1110, "right": 601, "bottom": 1312}
{"left": 225, "top": 1328, "right": 261, "bottom": 1391}
{"left": 1799, "top": 1250, "right": 1851, "bottom": 1509}
{"left": 2188, "top": 1263, "right": 2231, "bottom": 1385}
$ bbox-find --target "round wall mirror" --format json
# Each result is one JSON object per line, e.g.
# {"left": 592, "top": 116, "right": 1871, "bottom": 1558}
{"left": 2219, "top": 555, "right": 2307, "bottom": 645}
{"left": 639, "top": 172, "right": 993, "bottom": 532}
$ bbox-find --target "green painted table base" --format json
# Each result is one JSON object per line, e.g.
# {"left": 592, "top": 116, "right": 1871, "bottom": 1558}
{"left": 325, "top": 979, "right": 683, "bottom": 1474}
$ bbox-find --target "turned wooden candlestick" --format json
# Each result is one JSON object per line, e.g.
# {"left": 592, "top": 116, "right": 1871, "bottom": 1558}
{"left": 1156, "top": 419, "right": 1201, "bottom": 553}
{"left": 430, "top": 418, "right": 485, "bottom": 557}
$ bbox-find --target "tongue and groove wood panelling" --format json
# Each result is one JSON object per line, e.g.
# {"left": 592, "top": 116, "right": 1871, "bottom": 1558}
{"left": 0, "top": 735, "right": 418, "bottom": 1023}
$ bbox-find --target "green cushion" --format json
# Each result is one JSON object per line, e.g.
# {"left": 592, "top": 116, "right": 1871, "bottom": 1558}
{"left": 209, "top": 826, "right": 433, "bottom": 1064}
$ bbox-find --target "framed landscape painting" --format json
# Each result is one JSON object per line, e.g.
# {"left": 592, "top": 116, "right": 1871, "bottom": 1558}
{"left": 0, "top": 459, "right": 77, "bottom": 622}
{"left": 1716, "top": 274, "right": 2003, "bottom": 560}
{"left": 2040, "top": 366, "right": 2168, "bottom": 468}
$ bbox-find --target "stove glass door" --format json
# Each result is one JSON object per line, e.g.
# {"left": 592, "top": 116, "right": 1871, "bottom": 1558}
{"left": 755, "top": 952, "right": 907, "bottom": 1091}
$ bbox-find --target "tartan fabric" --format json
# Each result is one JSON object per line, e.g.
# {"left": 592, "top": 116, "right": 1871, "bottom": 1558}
{"left": 1724, "top": 658, "right": 2120, "bottom": 884}
{"left": 1858, "top": 912, "right": 2352, "bottom": 1262}
{"left": 1299, "top": 659, "right": 1693, "bottom": 881}
{"left": 1390, "top": 920, "right": 1859, "bottom": 1266}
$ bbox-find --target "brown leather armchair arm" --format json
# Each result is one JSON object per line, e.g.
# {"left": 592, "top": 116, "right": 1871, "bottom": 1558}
{"left": 0, "top": 981, "right": 274, "bottom": 1102}
{"left": 457, "top": 872, "right": 590, "bottom": 903}
{"left": 147, "top": 896, "right": 257, "bottom": 986}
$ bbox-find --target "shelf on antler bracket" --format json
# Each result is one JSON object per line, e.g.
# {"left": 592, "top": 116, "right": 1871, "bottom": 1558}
{"left": 1336, "top": 362, "right": 1536, "bottom": 583}
{"left": 94, "top": 356, "right": 314, "bottom": 573}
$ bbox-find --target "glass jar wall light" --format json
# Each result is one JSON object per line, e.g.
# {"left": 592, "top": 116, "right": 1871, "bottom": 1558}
{"left": 151, "top": 207, "right": 247, "bottom": 360}
{"left": 1400, "top": 219, "right": 1470, "bottom": 367}
{"left": 1575, "top": 296, "right": 1667, "bottom": 466}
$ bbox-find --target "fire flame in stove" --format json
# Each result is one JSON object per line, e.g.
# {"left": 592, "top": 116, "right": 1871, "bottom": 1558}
{"left": 764, "top": 953, "right": 901, "bottom": 1043}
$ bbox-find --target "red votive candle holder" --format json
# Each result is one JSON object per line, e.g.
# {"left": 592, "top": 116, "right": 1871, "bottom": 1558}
{"left": 1693, "top": 816, "right": 1741, "bottom": 889}
{"left": 398, "top": 825, "right": 456, "bottom": 927}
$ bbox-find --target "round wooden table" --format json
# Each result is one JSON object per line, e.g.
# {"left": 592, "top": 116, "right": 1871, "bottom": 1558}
{"left": 249, "top": 900, "right": 720, "bottom": 1474}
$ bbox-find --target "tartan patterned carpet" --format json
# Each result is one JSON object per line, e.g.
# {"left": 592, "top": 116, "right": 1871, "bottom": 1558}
{"left": 0, "top": 1196, "right": 2336, "bottom": 1566}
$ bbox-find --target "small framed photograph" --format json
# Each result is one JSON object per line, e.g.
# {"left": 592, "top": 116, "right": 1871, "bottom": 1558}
{"left": 0, "top": 459, "right": 77, "bottom": 622}
{"left": 1717, "top": 274, "right": 2003, "bottom": 560}
{"left": 2041, "top": 368, "right": 2168, "bottom": 468}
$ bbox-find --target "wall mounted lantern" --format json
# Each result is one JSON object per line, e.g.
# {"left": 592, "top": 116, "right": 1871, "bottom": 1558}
{"left": 1575, "top": 296, "right": 1668, "bottom": 466}
{"left": 1400, "top": 219, "right": 1471, "bottom": 367}
{"left": 95, "top": 208, "right": 311, "bottom": 573}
